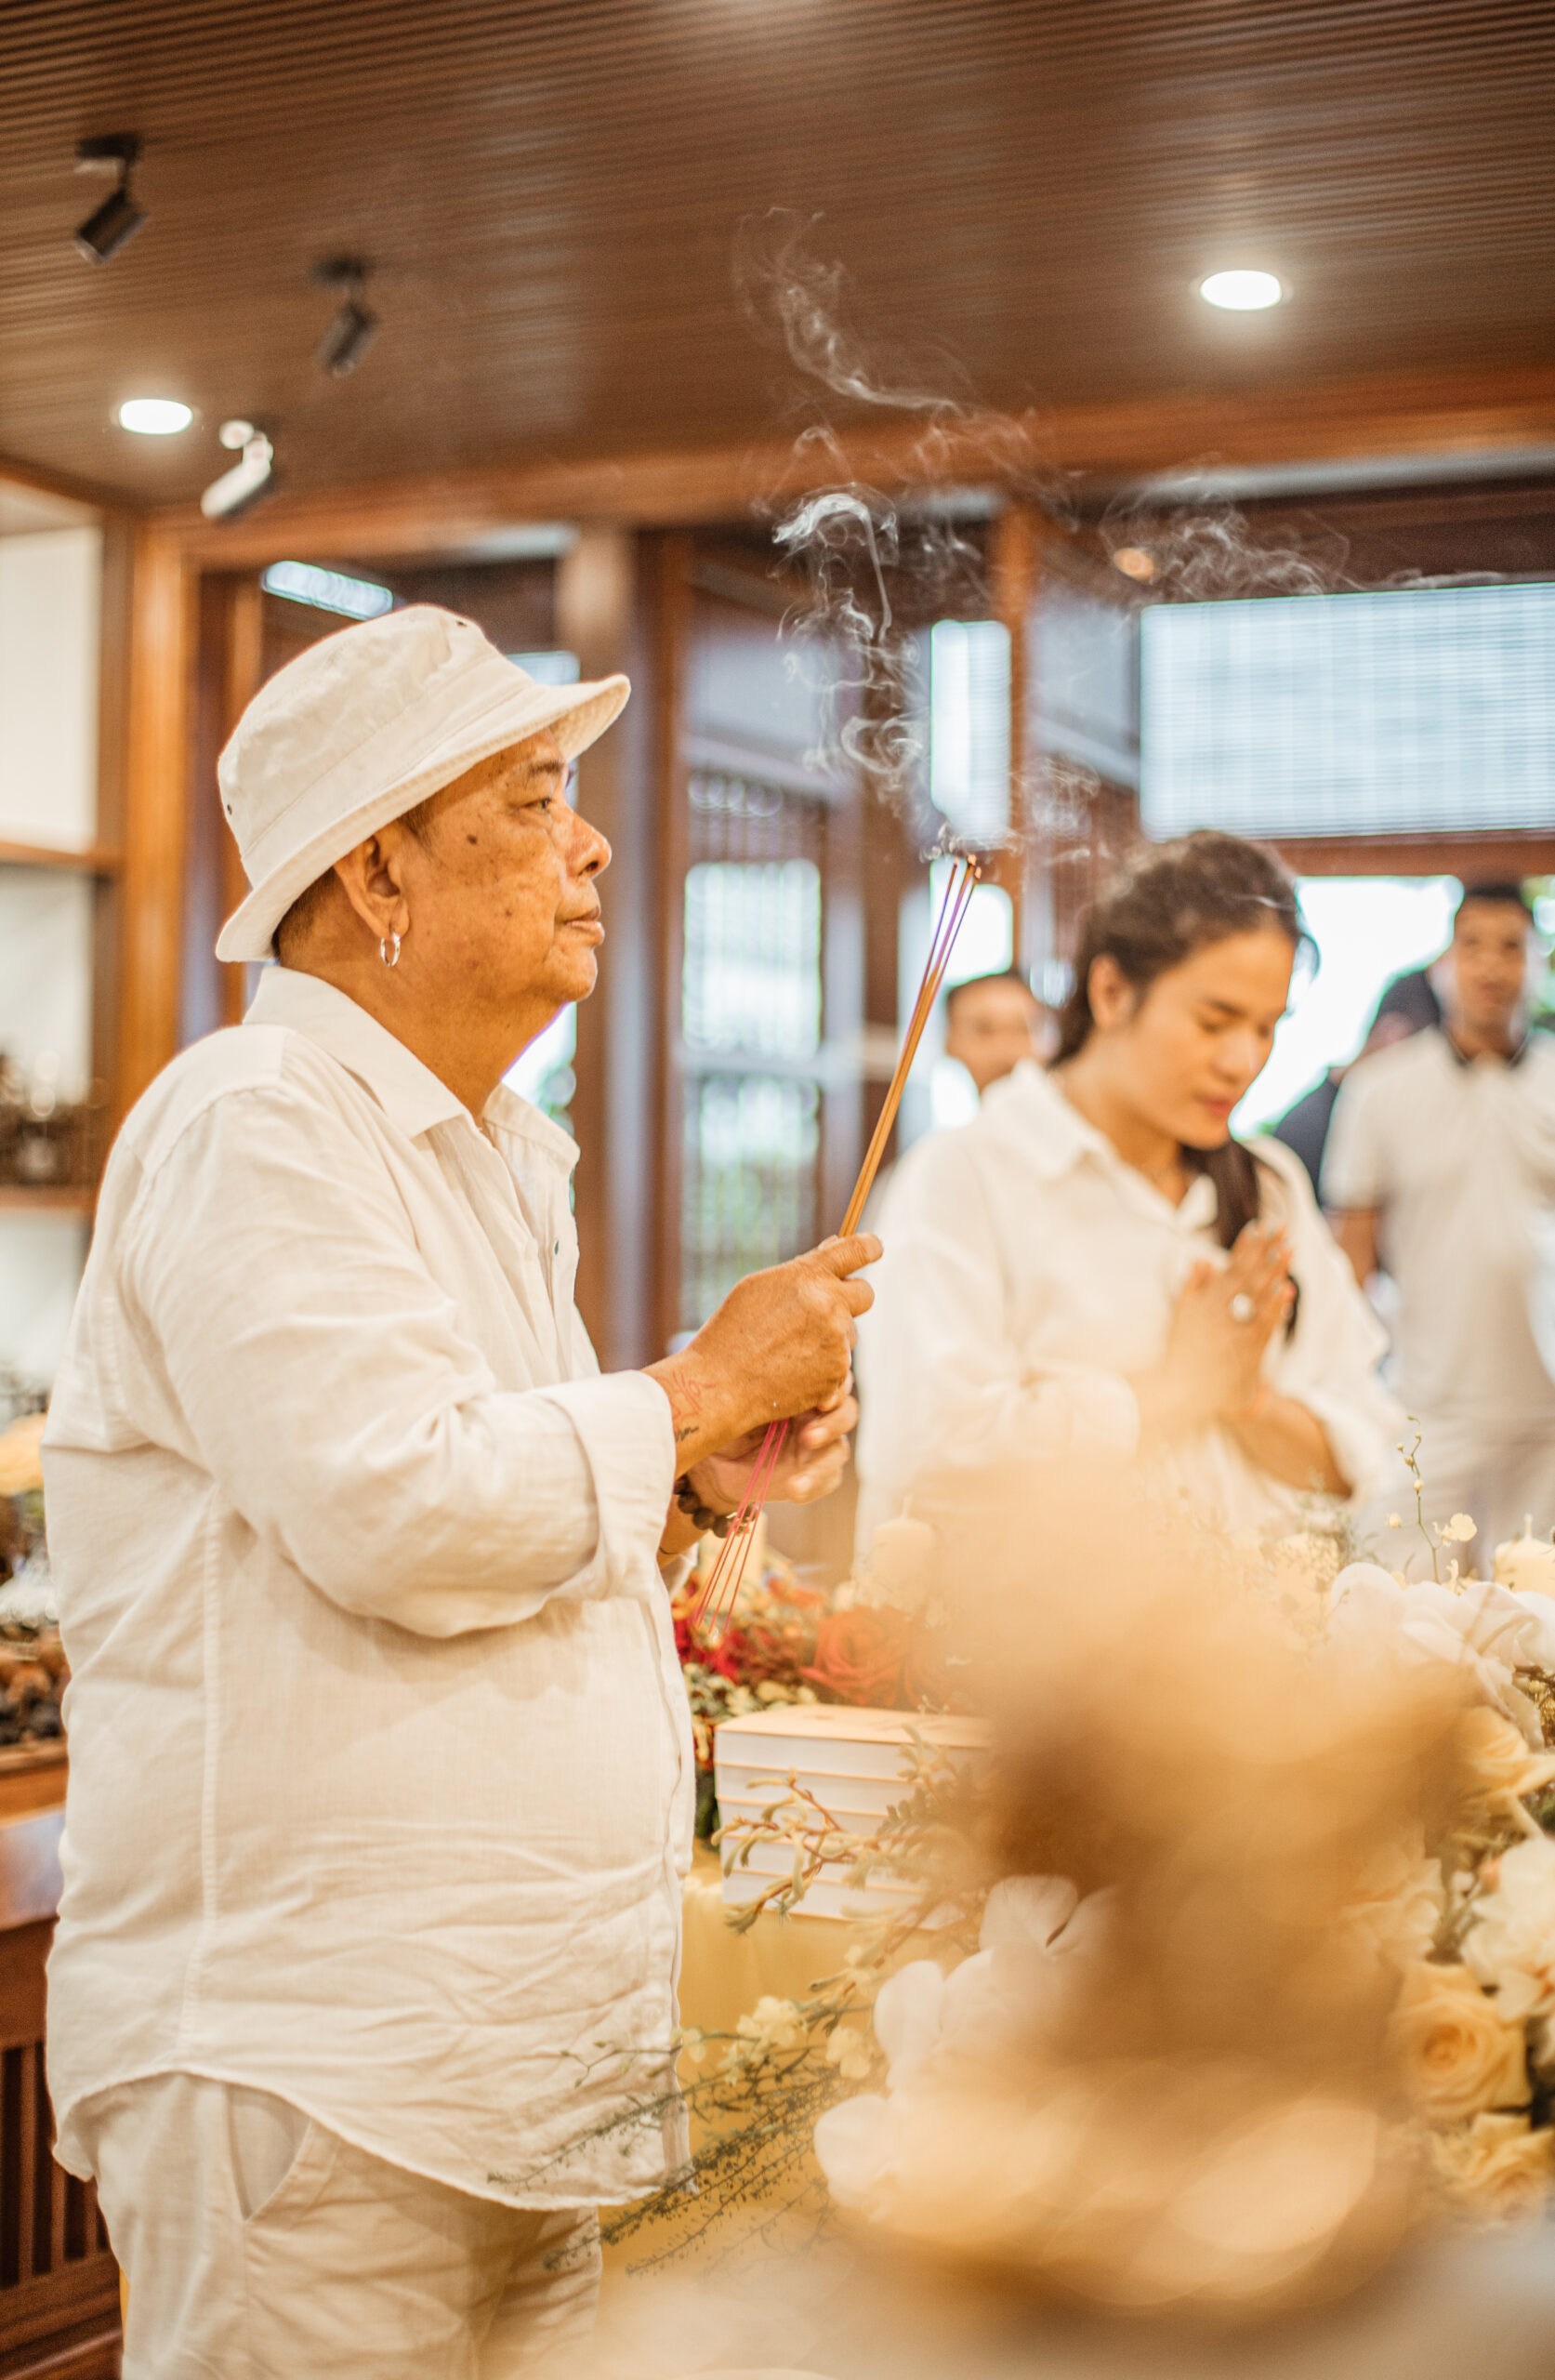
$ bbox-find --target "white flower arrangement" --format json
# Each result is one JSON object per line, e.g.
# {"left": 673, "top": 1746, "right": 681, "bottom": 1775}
{"left": 808, "top": 1525, "right": 1555, "bottom": 2240}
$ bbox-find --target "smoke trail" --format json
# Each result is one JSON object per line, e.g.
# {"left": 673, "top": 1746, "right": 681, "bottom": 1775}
{"left": 736, "top": 210, "right": 1046, "bottom": 834}
{"left": 736, "top": 212, "right": 1492, "bottom": 854}
{"left": 1098, "top": 488, "right": 1352, "bottom": 603}
{"left": 735, "top": 209, "right": 971, "bottom": 422}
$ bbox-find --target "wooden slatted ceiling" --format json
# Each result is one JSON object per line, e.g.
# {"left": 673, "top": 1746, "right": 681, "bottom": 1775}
{"left": 3, "top": 0, "right": 1554, "bottom": 506}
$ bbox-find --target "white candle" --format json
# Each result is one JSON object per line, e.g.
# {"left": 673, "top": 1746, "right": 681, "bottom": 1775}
{"left": 1494, "top": 1517, "right": 1555, "bottom": 1595}
{"left": 867, "top": 1516, "right": 937, "bottom": 1609}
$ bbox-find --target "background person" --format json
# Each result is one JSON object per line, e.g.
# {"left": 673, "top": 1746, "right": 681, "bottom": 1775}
{"left": 942, "top": 968, "right": 1054, "bottom": 1097}
{"left": 42, "top": 607, "right": 876, "bottom": 2379}
{"left": 859, "top": 969, "right": 1052, "bottom": 1237}
{"left": 1269, "top": 977, "right": 1424, "bottom": 1198}
{"left": 855, "top": 832, "right": 1399, "bottom": 1552}
{"left": 1324, "top": 880, "right": 1555, "bottom": 1557}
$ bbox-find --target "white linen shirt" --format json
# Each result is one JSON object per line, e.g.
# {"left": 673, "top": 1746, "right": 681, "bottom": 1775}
{"left": 42, "top": 967, "right": 693, "bottom": 2207}
{"left": 854, "top": 1062, "right": 1401, "bottom": 1549}
{"left": 1322, "top": 1027, "right": 1555, "bottom": 1424}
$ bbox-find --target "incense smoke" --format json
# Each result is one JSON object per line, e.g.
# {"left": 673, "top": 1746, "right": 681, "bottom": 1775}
{"left": 736, "top": 209, "right": 1514, "bottom": 895}
{"left": 736, "top": 211, "right": 1020, "bottom": 834}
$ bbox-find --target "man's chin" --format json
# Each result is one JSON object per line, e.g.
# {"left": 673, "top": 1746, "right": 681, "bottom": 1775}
{"left": 556, "top": 953, "right": 600, "bottom": 1004}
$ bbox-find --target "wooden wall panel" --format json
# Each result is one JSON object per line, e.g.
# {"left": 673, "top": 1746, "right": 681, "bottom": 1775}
{"left": 116, "top": 527, "right": 195, "bottom": 1124}
{"left": 560, "top": 527, "right": 663, "bottom": 1373}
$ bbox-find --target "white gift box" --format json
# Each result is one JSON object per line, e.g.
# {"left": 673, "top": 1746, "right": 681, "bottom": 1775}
{"left": 713, "top": 1704, "right": 991, "bottom": 1921}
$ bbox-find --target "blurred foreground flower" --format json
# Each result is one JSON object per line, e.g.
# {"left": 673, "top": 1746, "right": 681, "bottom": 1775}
{"left": 802, "top": 1606, "right": 912, "bottom": 1706}
{"left": 1462, "top": 1831, "right": 1555, "bottom": 2047}
{"left": 1427, "top": 2112, "right": 1555, "bottom": 2223}
{"left": 799, "top": 1469, "right": 1485, "bottom": 2317}
{"left": 0, "top": 1412, "right": 45, "bottom": 1498}
{"left": 1389, "top": 1964, "right": 1529, "bottom": 2126}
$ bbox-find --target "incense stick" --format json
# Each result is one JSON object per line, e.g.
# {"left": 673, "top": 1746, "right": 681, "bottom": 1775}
{"left": 840, "top": 854, "right": 980, "bottom": 1235}
{"left": 693, "top": 854, "right": 982, "bottom": 1622}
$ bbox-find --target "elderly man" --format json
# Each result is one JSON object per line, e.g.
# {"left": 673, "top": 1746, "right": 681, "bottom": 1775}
{"left": 42, "top": 608, "right": 876, "bottom": 2376}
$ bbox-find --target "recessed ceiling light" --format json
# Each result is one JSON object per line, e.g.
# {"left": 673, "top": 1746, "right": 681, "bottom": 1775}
{"left": 1199, "top": 270, "right": 1285, "bottom": 311}
{"left": 117, "top": 398, "right": 192, "bottom": 435}
{"left": 1112, "top": 547, "right": 1157, "bottom": 582}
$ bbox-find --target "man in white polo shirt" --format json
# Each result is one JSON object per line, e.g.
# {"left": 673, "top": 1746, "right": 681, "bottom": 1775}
{"left": 1324, "top": 881, "right": 1555, "bottom": 1558}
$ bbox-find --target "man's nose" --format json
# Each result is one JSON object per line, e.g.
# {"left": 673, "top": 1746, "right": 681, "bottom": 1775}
{"left": 573, "top": 813, "right": 612, "bottom": 879}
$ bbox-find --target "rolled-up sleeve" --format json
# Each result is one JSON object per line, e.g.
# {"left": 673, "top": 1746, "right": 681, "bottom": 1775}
{"left": 118, "top": 1081, "right": 673, "bottom": 1637}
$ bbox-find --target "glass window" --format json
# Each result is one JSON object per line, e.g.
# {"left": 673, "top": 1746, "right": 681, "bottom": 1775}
{"left": 679, "top": 1077, "right": 820, "bottom": 1331}
{"left": 929, "top": 619, "right": 1010, "bottom": 846}
{"left": 504, "top": 1004, "right": 576, "bottom": 1136}
{"left": 1235, "top": 876, "right": 1461, "bottom": 1134}
{"left": 682, "top": 859, "right": 822, "bottom": 1060}
{"left": 1141, "top": 582, "right": 1555, "bottom": 840}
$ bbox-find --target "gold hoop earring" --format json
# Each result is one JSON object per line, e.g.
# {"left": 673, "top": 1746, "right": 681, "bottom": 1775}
{"left": 379, "top": 932, "right": 402, "bottom": 969}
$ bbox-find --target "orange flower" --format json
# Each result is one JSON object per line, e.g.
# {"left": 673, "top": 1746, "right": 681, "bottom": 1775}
{"left": 803, "top": 1607, "right": 911, "bottom": 1707}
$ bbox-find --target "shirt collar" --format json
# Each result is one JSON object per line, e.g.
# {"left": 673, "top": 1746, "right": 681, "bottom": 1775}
{"left": 979, "top": 1060, "right": 1113, "bottom": 1180}
{"left": 980, "top": 1059, "right": 1220, "bottom": 1227}
{"left": 244, "top": 965, "right": 579, "bottom": 1170}
{"left": 1438, "top": 1023, "right": 1529, "bottom": 1070}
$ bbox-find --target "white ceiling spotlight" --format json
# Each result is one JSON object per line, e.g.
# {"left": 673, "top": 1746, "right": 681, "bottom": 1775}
{"left": 1199, "top": 269, "right": 1285, "bottom": 311}
{"left": 201, "top": 419, "right": 274, "bottom": 521}
{"left": 117, "top": 398, "right": 192, "bottom": 435}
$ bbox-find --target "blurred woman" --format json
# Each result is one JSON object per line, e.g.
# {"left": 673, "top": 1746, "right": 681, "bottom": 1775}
{"left": 855, "top": 831, "right": 1400, "bottom": 1548}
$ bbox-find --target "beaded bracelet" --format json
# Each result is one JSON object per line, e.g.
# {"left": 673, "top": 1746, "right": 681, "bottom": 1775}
{"left": 675, "top": 1475, "right": 736, "bottom": 1539}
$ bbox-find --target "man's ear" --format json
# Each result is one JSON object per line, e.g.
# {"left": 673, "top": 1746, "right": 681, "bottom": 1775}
{"left": 332, "top": 828, "right": 412, "bottom": 945}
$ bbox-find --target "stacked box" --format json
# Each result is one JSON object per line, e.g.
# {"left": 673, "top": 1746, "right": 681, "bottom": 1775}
{"left": 713, "top": 1704, "right": 990, "bottom": 1920}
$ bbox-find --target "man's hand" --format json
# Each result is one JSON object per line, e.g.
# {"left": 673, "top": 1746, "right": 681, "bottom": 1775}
{"left": 645, "top": 1236, "right": 879, "bottom": 1475}
{"left": 687, "top": 1384, "right": 860, "bottom": 1514}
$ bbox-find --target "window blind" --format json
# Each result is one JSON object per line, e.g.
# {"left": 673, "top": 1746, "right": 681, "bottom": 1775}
{"left": 1140, "top": 581, "right": 1555, "bottom": 840}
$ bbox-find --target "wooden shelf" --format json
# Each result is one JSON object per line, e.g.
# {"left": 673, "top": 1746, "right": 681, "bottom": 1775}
{"left": 0, "top": 840, "right": 121, "bottom": 877}
{"left": 0, "top": 1185, "right": 95, "bottom": 1215}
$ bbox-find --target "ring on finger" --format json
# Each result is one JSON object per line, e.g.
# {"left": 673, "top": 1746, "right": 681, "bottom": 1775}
{"left": 1229, "top": 1291, "right": 1257, "bottom": 1325}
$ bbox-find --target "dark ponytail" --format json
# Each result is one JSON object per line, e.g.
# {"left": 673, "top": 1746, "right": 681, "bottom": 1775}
{"left": 1053, "top": 831, "right": 1308, "bottom": 1251}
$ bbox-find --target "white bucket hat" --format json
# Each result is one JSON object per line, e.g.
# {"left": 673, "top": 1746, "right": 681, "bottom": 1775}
{"left": 214, "top": 603, "right": 629, "bottom": 962}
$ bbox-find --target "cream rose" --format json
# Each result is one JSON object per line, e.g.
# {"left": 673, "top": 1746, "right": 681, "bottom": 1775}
{"left": 1428, "top": 2112, "right": 1555, "bottom": 2223}
{"left": 1389, "top": 1964, "right": 1529, "bottom": 2125}
{"left": 1463, "top": 1831, "right": 1555, "bottom": 2031}
{"left": 1341, "top": 1832, "right": 1443, "bottom": 1977}
{"left": 1458, "top": 1708, "right": 1555, "bottom": 1820}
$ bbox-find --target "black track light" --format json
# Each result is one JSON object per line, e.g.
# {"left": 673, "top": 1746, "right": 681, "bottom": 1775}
{"left": 312, "top": 258, "right": 378, "bottom": 377}
{"left": 74, "top": 134, "right": 147, "bottom": 264}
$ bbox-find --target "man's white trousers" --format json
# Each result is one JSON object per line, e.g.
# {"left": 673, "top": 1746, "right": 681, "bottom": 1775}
{"left": 81, "top": 2071, "right": 601, "bottom": 2378}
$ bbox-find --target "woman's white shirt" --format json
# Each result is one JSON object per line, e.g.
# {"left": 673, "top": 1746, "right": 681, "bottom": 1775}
{"left": 854, "top": 1061, "right": 1401, "bottom": 1550}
